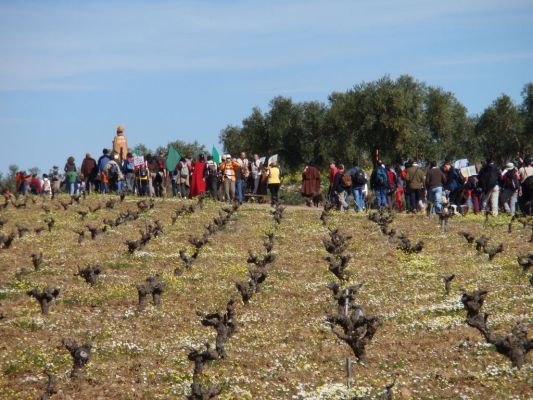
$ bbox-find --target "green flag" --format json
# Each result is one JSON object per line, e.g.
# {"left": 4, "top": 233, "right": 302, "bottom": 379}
{"left": 212, "top": 146, "right": 221, "bottom": 163}
{"left": 165, "top": 145, "right": 181, "bottom": 171}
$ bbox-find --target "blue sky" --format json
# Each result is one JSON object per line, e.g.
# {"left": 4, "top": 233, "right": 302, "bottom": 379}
{"left": 1, "top": 0, "right": 532, "bottom": 174}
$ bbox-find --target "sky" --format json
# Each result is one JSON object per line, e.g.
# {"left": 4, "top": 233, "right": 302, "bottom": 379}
{"left": 0, "top": 0, "right": 532, "bottom": 174}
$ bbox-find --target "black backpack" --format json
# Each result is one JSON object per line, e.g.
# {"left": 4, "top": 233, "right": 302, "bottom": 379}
{"left": 207, "top": 162, "right": 217, "bottom": 177}
{"left": 352, "top": 168, "right": 367, "bottom": 186}
{"left": 108, "top": 163, "right": 118, "bottom": 180}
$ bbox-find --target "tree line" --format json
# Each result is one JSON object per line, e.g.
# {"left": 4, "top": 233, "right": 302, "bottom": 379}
{"left": 220, "top": 75, "right": 532, "bottom": 171}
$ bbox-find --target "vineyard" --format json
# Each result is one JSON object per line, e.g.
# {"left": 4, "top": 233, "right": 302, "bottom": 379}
{"left": 0, "top": 194, "right": 531, "bottom": 399}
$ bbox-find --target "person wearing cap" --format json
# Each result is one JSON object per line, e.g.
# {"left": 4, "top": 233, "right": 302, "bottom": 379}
{"left": 501, "top": 162, "right": 520, "bottom": 215}
{"left": 121, "top": 152, "right": 136, "bottom": 193}
{"left": 219, "top": 154, "right": 240, "bottom": 202}
{"left": 405, "top": 161, "right": 425, "bottom": 213}
{"left": 81, "top": 153, "right": 97, "bottom": 194}
{"left": 371, "top": 160, "right": 389, "bottom": 209}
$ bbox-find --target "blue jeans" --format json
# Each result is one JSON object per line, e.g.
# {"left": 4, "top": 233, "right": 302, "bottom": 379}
{"left": 351, "top": 187, "right": 365, "bottom": 211}
{"left": 236, "top": 179, "right": 243, "bottom": 203}
{"left": 375, "top": 187, "right": 387, "bottom": 208}
{"left": 429, "top": 186, "right": 443, "bottom": 212}
{"left": 69, "top": 182, "right": 78, "bottom": 195}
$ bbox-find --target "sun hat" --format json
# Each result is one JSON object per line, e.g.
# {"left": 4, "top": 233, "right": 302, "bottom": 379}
{"left": 506, "top": 162, "right": 514, "bottom": 170}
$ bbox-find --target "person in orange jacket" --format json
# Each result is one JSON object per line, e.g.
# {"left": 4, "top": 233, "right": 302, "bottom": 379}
{"left": 219, "top": 154, "right": 240, "bottom": 202}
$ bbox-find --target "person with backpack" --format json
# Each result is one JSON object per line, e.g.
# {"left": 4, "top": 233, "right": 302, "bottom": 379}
{"left": 332, "top": 164, "right": 350, "bottom": 211}
{"left": 463, "top": 162, "right": 481, "bottom": 214}
{"left": 442, "top": 161, "right": 464, "bottom": 208}
{"left": 97, "top": 149, "right": 111, "bottom": 193}
{"left": 518, "top": 157, "right": 533, "bottom": 215}
{"left": 371, "top": 160, "right": 389, "bottom": 209}
{"left": 174, "top": 157, "right": 190, "bottom": 199}
{"left": 478, "top": 158, "right": 500, "bottom": 216}
{"left": 121, "top": 153, "right": 135, "bottom": 193}
{"left": 347, "top": 161, "right": 366, "bottom": 212}
{"left": 103, "top": 154, "right": 123, "bottom": 193}
{"left": 29, "top": 174, "right": 41, "bottom": 195}
{"left": 501, "top": 162, "right": 520, "bottom": 215}
{"left": 204, "top": 155, "right": 219, "bottom": 198}
{"left": 136, "top": 161, "right": 150, "bottom": 196}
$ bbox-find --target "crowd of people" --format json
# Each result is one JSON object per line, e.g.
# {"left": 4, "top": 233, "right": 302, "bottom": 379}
{"left": 299, "top": 156, "right": 533, "bottom": 216}
{"left": 11, "top": 149, "right": 282, "bottom": 205}
{"left": 9, "top": 146, "right": 533, "bottom": 216}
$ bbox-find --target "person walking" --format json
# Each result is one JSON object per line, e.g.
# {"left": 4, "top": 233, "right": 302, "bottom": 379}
{"left": 238, "top": 152, "right": 250, "bottom": 195}
{"left": 518, "top": 157, "right": 533, "bottom": 214}
{"left": 405, "top": 161, "right": 425, "bottom": 213}
{"left": 370, "top": 160, "right": 389, "bottom": 209}
{"left": 425, "top": 161, "right": 446, "bottom": 213}
{"left": 64, "top": 156, "right": 78, "bottom": 195}
{"left": 267, "top": 161, "right": 281, "bottom": 206}
{"left": 97, "top": 149, "right": 111, "bottom": 193}
{"left": 175, "top": 157, "right": 190, "bottom": 199}
{"left": 190, "top": 154, "right": 207, "bottom": 198}
{"left": 332, "top": 164, "right": 350, "bottom": 211}
{"left": 121, "top": 153, "right": 135, "bottom": 193}
{"left": 501, "top": 162, "right": 520, "bottom": 215}
{"left": 251, "top": 153, "right": 262, "bottom": 194}
{"left": 328, "top": 160, "right": 338, "bottom": 203}
{"left": 301, "top": 163, "right": 321, "bottom": 201}
{"left": 81, "top": 153, "right": 97, "bottom": 194}
{"left": 234, "top": 158, "right": 244, "bottom": 204}
{"left": 478, "top": 159, "right": 501, "bottom": 216}
{"left": 219, "top": 155, "right": 240, "bottom": 202}
{"left": 204, "top": 155, "right": 219, "bottom": 198}
{"left": 347, "top": 161, "right": 367, "bottom": 212}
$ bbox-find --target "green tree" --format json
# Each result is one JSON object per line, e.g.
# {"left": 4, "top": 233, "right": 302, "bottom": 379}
{"left": 131, "top": 143, "right": 151, "bottom": 156}
{"left": 520, "top": 82, "right": 533, "bottom": 156}
{"left": 476, "top": 94, "right": 523, "bottom": 162}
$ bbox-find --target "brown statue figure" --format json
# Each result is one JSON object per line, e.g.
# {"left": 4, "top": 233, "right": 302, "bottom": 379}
{"left": 112, "top": 125, "right": 128, "bottom": 162}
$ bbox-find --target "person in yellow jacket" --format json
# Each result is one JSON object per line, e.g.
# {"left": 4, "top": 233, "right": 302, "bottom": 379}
{"left": 219, "top": 154, "right": 241, "bottom": 202}
{"left": 267, "top": 161, "right": 281, "bottom": 205}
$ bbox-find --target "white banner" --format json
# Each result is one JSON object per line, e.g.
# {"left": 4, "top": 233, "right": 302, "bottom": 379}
{"left": 133, "top": 155, "right": 145, "bottom": 167}
{"left": 267, "top": 154, "right": 278, "bottom": 165}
